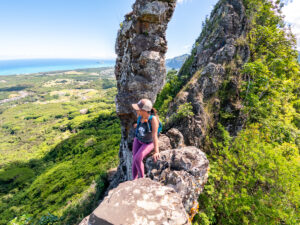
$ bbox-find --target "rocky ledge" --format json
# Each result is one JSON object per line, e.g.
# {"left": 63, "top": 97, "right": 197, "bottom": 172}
{"left": 79, "top": 178, "right": 190, "bottom": 225}
{"left": 146, "top": 146, "right": 209, "bottom": 218}
{"left": 80, "top": 145, "right": 209, "bottom": 225}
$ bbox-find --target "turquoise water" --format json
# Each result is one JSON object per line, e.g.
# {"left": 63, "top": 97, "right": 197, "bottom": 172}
{"left": 0, "top": 59, "right": 115, "bottom": 75}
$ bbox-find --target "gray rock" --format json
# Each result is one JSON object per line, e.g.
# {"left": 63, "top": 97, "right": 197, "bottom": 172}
{"left": 157, "top": 134, "right": 172, "bottom": 152}
{"left": 107, "top": 168, "right": 118, "bottom": 183}
{"left": 84, "top": 138, "right": 95, "bottom": 147}
{"left": 80, "top": 178, "right": 190, "bottom": 225}
{"left": 166, "top": 128, "right": 185, "bottom": 148}
{"left": 199, "top": 62, "right": 225, "bottom": 100}
{"left": 138, "top": 1, "right": 169, "bottom": 23}
{"left": 145, "top": 146, "right": 209, "bottom": 219}
{"left": 80, "top": 108, "right": 89, "bottom": 114}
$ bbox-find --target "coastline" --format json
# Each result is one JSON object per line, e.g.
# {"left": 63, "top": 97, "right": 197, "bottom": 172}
{"left": 0, "top": 66, "right": 114, "bottom": 78}
{"left": 0, "top": 66, "right": 115, "bottom": 104}
{"left": 0, "top": 58, "right": 115, "bottom": 76}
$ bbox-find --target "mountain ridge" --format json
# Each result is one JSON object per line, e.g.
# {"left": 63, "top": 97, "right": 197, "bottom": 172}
{"left": 166, "top": 54, "right": 189, "bottom": 70}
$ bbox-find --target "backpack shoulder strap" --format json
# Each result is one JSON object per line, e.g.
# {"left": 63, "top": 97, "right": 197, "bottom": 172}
{"left": 136, "top": 116, "right": 142, "bottom": 136}
{"left": 148, "top": 115, "right": 162, "bottom": 134}
{"left": 148, "top": 115, "right": 153, "bottom": 121}
{"left": 137, "top": 115, "right": 141, "bottom": 124}
{"left": 148, "top": 115, "right": 155, "bottom": 131}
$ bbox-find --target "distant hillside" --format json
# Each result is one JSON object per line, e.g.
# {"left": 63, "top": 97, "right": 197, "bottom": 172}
{"left": 0, "top": 69, "right": 119, "bottom": 224}
{"left": 166, "top": 54, "right": 189, "bottom": 70}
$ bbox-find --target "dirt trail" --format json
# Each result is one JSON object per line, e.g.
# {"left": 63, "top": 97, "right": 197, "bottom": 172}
{"left": 0, "top": 91, "right": 30, "bottom": 104}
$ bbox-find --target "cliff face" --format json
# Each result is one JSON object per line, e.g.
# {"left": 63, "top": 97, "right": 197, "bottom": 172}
{"left": 165, "top": 0, "right": 250, "bottom": 149}
{"left": 111, "top": 0, "right": 177, "bottom": 188}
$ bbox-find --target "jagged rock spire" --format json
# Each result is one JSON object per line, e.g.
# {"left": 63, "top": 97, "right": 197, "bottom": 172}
{"left": 110, "top": 0, "right": 177, "bottom": 188}
{"left": 165, "top": 0, "right": 250, "bottom": 148}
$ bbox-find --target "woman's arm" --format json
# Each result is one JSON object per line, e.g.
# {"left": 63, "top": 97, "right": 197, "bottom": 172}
{"left": 151, "top": 116, "right": 160, "bottom": 162}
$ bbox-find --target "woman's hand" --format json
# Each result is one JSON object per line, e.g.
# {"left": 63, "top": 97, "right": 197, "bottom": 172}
{"left": 152, "top": 152, "right": 160, "bottom": 162}
{"left": 133, "top": 123, "right": 137, "bottom": 128}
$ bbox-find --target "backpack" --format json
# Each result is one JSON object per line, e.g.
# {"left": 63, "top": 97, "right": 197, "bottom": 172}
{"left": 136, "top": 115, "right": 162, "bottom": 136}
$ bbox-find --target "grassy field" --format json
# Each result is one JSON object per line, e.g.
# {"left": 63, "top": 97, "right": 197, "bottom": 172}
{"left": 0, "top": 68, "right": 122, "bottom": 224}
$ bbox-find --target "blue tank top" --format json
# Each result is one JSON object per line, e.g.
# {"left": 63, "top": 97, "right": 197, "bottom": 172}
{"left": 136, "top": 118, "right": 153, "bottom": 144}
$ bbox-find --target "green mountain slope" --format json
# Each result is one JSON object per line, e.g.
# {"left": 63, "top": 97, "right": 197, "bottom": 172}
{"left": 156, "top": 0, "right": 300, "bottom": 224}
{"left": 0, "top": 70, "right": 121, "bottom": 225}
{"left": 166, "top": 54, "right": 190, "bottom": 70}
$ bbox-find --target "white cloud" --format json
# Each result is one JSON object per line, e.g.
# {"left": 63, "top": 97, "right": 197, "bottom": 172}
{"left": 282, "top": 0, "right": 300, "bottom": 50}
{"left": 183, "top": 44, "right": 193, "bottom": 51}
{"left": 177, "top": 0, "right": 192, "bottom": 4}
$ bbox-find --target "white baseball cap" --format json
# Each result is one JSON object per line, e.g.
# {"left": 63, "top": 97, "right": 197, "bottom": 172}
{"left": 132, "top": 99, "right": 153, "bottom": 112}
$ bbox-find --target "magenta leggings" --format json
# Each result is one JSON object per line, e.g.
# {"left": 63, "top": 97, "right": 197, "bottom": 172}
{"left": 132, "top": 137, "right": 154, "bottom": 180}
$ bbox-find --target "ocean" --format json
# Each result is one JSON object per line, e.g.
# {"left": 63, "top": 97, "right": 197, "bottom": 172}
{"left": 0, "top": 58, "right": 115, "bottom": 76}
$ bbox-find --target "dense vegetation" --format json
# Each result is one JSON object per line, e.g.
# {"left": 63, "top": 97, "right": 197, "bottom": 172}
{"left": 0, "top": 69, "right": 121, "bottom": 224}
{"left": 154, "top": 69, "right": 182, "bottom": 122}
{"left": 196, "top": 0, "right": 299, "bottom": 224}
{"left": 0, "top": 68, "right": 115, "bottom": 165}
{"left": 156, "top": 0, "right": 299, "bottom": 224}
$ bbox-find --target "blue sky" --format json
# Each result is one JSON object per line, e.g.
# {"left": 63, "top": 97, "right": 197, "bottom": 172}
{"left": 0, "top": 0, "right": 298, "bottom": 60}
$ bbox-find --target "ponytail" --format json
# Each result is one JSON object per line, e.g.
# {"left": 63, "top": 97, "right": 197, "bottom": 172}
{"left": 150, "top": 107, "right": 159, "bottom": 121}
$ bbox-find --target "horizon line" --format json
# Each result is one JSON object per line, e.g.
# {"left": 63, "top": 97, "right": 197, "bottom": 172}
{"left": 0, "top": 54, "right": 191, "bottom": 61}
{"left": 0, "top": 57, "right": 117, "bottom": 61}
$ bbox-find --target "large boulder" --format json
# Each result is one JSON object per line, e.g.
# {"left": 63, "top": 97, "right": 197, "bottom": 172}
{"left": 157, "top": 133, "right": 172, "bottom": 151}
{"left": 79, "top": 178, "right": 190, "bottom": 225}
{"left": 145, "top": 146, "right": 209, "bottom": 219}
{"left": 166, "top": 128, "right": 185, "bottom": 148}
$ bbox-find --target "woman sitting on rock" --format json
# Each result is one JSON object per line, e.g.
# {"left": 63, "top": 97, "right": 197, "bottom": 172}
{"left": 131, "top": 98, "right": 160, "bottom": 180}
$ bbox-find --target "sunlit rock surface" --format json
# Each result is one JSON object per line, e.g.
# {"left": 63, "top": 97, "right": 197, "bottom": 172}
{"left": 145, "top": 146, "right": 209, "bottom": 219}
{"left": 79, "top": 178, "right": 190, "bottom": 225}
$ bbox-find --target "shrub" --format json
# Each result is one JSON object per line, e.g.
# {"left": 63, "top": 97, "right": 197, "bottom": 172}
{"left": 169, "top": 102, "right": 194, "bottom": 123}
{"left": 195, "top": 123, "right": 299, "bottom": 224}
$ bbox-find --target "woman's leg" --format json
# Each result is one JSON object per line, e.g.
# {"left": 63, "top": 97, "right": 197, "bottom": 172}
{"left": 132, "top": 137, "right": 143, "bottom": 180}
{"left": 133, "top": 142, "right": 154, "bottom": 178}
